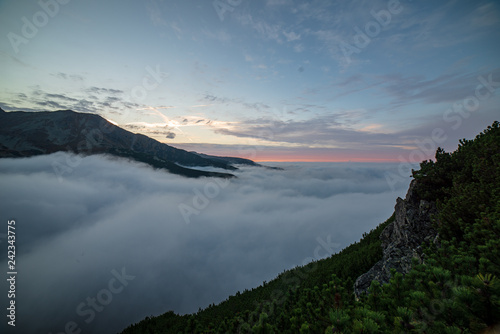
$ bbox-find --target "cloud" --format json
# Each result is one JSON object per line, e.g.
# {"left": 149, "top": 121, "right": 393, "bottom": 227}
{"left": 201, "top": 93, "right": 270, "bottom": 113}
{"left": 45, "top": 93, "right": 79, "bottom": 102}
{"left": 52, "top": 72, "right": 85, "bottom": 82}
{"left": 283, "top": 1, "right": 500, "bottom": 71}
{"left": 35, "top": 100, "right": 68, "bottom": 109}
{"left": 212, "top": 114, "right": 410, "bottom": 149}
{"left": 170, "top": 21, "right": 183, "bottom": 39}
{"left": 0, "top": 51, "right": 38, "bottom": 70}
{"left": 324, "top": 67, "right": 500, "bottom": 111}
{"left": 294, "top": 44, "right": 305, "bottom": 52}
{"left": 235, "top": 14, "right": 284, "bottom": 43}
{"left": 266, "top": 0, "right": 289, "bottom": 5}
{"left": 283, "top": 30, "right": 301, "bottom": 42}
{"left": 377, "top": 68, "right": 500, "bottom": 106}
{"left": 396, "top": 1, "right": 500, "bottom": 50}
{"left": 203, "top": 93, "right": 234, "bottom": 104}
{"left": 5, "top": 86, "right": 143, "bottom": 117}
{"left": 469, "top": 2, "right": 500, "bottom": 27}
{"left": 146, "top": 0, "right": 167, "bottom": 27}
{"left": 85, "top": 87, "right": 124, "bottom": 95}
{"left": 0, "top": 153, "right": 409, "bottom": 333}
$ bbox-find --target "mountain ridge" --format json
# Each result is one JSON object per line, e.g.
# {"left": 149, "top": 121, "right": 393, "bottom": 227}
{"left": 0, "top": 109, "right": 260, "bottom": 178}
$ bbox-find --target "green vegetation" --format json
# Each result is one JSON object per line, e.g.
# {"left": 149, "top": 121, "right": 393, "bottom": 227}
{"left": 121, "top": 122, "right": 500, "bottom": 333}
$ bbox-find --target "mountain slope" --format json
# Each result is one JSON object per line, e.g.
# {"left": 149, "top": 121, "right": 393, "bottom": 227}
{"left": 121, "top": 215, "right": 395, "bottom": 333}
{"left": 120, "top": 121, "right": 500, "bottom": 333}
{"left": 0, "top": 109, "right": 258, "bottom": 178}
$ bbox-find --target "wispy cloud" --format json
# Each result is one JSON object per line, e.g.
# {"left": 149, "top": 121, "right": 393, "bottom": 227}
{"left": 469, "top": 2, "right": 500, "bottom": 27}
{"left": 283, "top": 30, "right": 301, "bottom": 42}
{"left": 0, "top": 51, "right": 38, "bottom": 69}
{"left": 235, "top": 13, "right": 284, "bottom": 44}
{"left": 51, "top": 72, "right": 85, "bottom": 82}
{"left": 377, "top": 68, "right": 500, "bottom": 106}
{"left": 202, "top": 93, "right": 270, "bottom": 113}
{"left": 146, "top": 0, "right": 167, "bottom": 27}
{"left": 293, "top": 44, "right": 304, "bottom": 52}
{"left": 5, "top": 86, "right": 141, "bottom": 117}
{"left": 45, "top": 93, "right": 79, "bottom": 102}
{"left": 202, "top": 28, "right": 232, "bottom": 42}
{"left": 85, "top": 87, "right": 124, "bottom": 95}
{"left": 170, "top": 21, "right": 183, "bottom": 38}
{"left": 211, "top": 113, "right": 411, "bottom": 149}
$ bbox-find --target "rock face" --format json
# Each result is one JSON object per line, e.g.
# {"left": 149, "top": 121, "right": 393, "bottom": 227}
{"left": 354, "top": 179, "right": 438, "bottom": 296}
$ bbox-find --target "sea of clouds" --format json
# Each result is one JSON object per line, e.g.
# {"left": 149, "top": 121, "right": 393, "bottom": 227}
{"left": 0, "top": 153, "right": 411, "bottom": 333}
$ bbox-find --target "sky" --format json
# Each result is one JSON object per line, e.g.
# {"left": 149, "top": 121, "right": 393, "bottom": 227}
{"left": 0, "top": 153, "right": 410, "bottom": 333}
{"left": 0, "top": 0, "right": 499, "bottom": 162}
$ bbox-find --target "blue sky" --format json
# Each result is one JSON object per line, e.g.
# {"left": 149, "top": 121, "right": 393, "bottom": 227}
{"left": 1, "top": 0, "right": 499, "bottom": 161}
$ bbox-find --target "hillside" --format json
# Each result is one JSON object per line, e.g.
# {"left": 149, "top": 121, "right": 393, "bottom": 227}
{"left": 0, "top": 108, "right": 259, "bottom": 178}
{"left": 120, "top": 121, "right": 500, "bottom": 333}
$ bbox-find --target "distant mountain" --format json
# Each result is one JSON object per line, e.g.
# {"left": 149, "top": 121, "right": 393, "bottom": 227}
{"left": 194, "top": 152, "right": 260, "bottom": 167}
{"left": 0, "top": 108, "right": 259, "bottom": 178}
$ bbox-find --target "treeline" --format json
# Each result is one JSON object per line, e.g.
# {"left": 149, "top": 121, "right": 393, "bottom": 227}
{"left": 121, "top": 121, "right": 500, "bottom": 333}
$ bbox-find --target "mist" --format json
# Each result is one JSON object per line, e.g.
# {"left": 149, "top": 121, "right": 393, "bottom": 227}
{"left": 0, "top": 153, "right": 411, "bottom": 333}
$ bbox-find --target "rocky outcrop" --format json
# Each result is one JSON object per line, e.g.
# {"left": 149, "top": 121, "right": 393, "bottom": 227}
{"left": 354, "top": 179, "right": 438, "bottom": 296}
